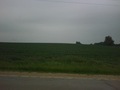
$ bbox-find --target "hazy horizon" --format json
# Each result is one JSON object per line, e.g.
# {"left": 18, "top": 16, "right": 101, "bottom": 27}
{"left": 0, "top": 0, "right": 120, "bottom": 44}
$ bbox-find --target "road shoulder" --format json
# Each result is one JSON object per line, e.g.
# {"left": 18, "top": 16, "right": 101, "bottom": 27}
{"left": 0, "top": 71, "right": 120, "bottom": 80}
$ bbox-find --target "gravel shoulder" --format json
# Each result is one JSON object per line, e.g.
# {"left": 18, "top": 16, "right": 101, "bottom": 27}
{"left": 0, "top": 71, "right": 120, "bottom": 80}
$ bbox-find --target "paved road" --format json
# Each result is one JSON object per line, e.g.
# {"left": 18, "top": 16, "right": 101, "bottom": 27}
{"left": 0, "top": 76, "right": 120, "bottom": 90}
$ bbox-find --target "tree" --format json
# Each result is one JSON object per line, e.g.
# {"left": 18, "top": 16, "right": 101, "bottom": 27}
{"left": 94, "top": 42, "right": 104, "bottom": 45}
{"left": 76, "top": 41, "right": 81, "bottom": 44}
{"left": 104, "top": 36, "right": 114, "bottom": 46}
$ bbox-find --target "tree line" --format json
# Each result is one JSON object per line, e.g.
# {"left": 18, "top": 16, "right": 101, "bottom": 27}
{"left": 76, "top": 36, "right": 120, "bottom": 46}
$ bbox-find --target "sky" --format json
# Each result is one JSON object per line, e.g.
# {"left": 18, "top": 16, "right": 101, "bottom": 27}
{"left": 0, "top": 0, "right": 120, "bottom": 44}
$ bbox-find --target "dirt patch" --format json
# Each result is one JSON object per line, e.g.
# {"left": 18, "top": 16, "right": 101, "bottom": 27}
{"left": 0, "top": 71, "right": 120, "bottom": 80}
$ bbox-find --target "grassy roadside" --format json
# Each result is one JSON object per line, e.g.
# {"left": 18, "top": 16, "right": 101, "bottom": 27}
{"left": 0, "top": 43, "right": 120, "bottom": 75}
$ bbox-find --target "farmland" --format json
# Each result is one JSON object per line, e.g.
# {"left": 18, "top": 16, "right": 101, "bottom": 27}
{"left": 0, "top": 43, "right": 120, "bottom": 75}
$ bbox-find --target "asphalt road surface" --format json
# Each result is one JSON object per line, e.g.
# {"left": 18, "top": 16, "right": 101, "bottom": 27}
{"left": 0, "top": 76, "right": 120, "bottom": 90}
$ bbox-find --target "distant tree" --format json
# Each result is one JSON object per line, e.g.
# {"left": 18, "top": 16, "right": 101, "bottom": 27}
{"left": 76, "top": 41, "right": 81, "bottom": 44}
{"left": 94, "top": 42, "right": 104, "bottom": 45}
{"left": 104, "top": 36, "right": 114, "bottom": 46}
{"left": 115, "top": 43, "right": 120, "bottom": 47}
{"left": 90, "top": 43, "right": 93, "bottom": 45}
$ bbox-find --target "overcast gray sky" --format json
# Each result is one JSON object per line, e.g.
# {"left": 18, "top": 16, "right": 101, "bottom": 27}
{"left": 0, "top": 0, "right": 120, "bottom": 44}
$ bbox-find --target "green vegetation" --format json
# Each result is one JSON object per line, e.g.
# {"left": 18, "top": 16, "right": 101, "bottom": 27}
{"left": 0, "top": 43, "right": 120, "bottom": 75}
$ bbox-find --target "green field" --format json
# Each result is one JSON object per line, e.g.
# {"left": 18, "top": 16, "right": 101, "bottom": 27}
{"left": 0, "top": 43, "right": 120, "bottom": 75}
